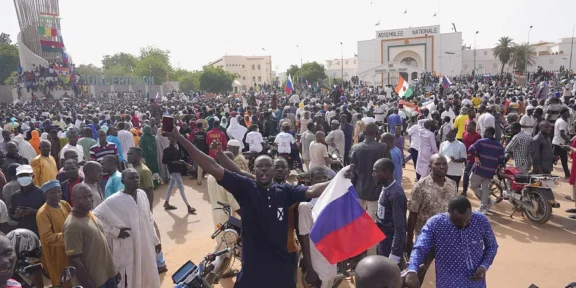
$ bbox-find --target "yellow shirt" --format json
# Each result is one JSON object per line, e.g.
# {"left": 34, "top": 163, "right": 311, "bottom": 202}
{"left": 31, "top": 155, "right": 58, "bottom": 187}
{"left": 472, "top": 97, "right": 482, "bottom": 109}
{"left": 453, "top": 114, "right": 469, "bottom": 139}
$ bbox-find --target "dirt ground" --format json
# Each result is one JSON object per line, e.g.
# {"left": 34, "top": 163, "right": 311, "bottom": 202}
{"left": 154, "top": 163, "right": 576, "bottom": 288}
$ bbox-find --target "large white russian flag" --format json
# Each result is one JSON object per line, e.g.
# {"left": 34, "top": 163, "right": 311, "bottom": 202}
{"left": 310, "top": 166, "right": 385, "bottom": 264}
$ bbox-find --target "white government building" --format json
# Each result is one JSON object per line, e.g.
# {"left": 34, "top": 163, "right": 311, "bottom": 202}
{"left": 356, "top": 25, "right": 576, "bottom": 86}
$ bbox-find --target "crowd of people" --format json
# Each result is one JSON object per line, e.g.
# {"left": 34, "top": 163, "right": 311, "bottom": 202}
{"left": 0, "top": 69, "right": 573, "bottom": 288}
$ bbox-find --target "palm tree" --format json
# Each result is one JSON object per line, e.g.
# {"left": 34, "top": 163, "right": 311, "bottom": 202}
{"left": 510, "top": 43, "right": 536, "bottom": 73}
{"left": 492, "top": 37, "right": 515, "bottom": 75}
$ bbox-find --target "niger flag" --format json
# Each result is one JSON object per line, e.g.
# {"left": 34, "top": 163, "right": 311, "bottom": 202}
{"left": 394, "top": 77, "right": 413, "bottom": 98}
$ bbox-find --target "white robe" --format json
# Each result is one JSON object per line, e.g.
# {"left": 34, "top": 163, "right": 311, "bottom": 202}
{"left": 94, "top": 190, "right": 160, "bottom": 288}
{"left": 13, "top": 135, "right": 37, "bottom": 162}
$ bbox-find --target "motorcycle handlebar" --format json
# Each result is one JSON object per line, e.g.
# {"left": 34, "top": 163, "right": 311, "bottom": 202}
{"left": 206, "top": 248, "right": 231, "bottom": 261}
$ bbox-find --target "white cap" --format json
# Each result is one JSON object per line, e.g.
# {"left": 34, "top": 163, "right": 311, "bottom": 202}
{"left": 228, "top": 140, "right": 241, "bottom": 147}
{"left": 16, "top": 165, "right": 33, "bottom": 175}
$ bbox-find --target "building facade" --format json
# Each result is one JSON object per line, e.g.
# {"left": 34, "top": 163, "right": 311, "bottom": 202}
{"left": 461, "top": 38, "right": 576, "bottom": 74}
{"left": 357, "top": 25, "right": 462, "bottom": 86}
{"left": 325, "top": 57, "right": 358, "bottom": 81}
{"left": 207, "top": 55, "right": 273, "bottom": 91}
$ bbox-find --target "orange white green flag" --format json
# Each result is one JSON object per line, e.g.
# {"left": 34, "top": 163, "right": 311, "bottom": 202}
{"left": 394, "top": 77, "right": 413, "bottom": 98}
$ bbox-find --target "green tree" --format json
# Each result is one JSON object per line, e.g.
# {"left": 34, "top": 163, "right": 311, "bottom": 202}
{"left": 0, "top": 33, "right": 19, "bottom": 85}
{"left": 286, "top": 64, "right": 300, "bottom": 78}
{"left": 178, "top": 70, "right": 201, "bottom": 91}
{"left": 3, "top": 71, "right": 17, "bottom": 85}
{"left": 492, "top": 37, "right": 515, "bottom": 75}
{"left": 101, "top": 52, "right": 138, "bottom": 72}
{"left": 199, "top": 66, "right": 237, "bottom": 93}
{"left": 510, "top": 43, "right": 536, "bottom": 73}
{"left": 75, "top": 64, "right": 103, "bottom": 75}
{"left": 298, "top": 61, "right": 326, "bottom": 84}
{"left": 133, "top": 46, "right": 173, "bottom": 83}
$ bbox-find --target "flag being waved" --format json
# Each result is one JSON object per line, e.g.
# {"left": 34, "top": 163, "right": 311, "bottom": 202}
{"left": 395, "top": 77, "right": 413, "bottom": 98}
{"left": 442, "top": 75, "right": 452, "bottom": 89}
{"left": 284, "top": 74, "right": 294, "bottom": 94}
{"left": 310, "top": 166, "right": 385, "bottom": 264}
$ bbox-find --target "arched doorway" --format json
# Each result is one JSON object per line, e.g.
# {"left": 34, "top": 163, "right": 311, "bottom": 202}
{"left": 400, "top": 57, "right": 418, "bottom": 67}
{"left": 399, "top": 72, "right": 409, "bottom": 82}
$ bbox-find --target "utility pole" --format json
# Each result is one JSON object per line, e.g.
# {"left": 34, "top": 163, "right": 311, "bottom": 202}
{"left": 526, "top": 25, "right": 533, "bottom": 77}
{"left": 340, "top": 42, "right": 343, "bottom": 84}
{"left": 473, "top": 31, "right": 478, "bottom": 76}
{"left": 570, "top": 25, "right": 575, "bottom": 72}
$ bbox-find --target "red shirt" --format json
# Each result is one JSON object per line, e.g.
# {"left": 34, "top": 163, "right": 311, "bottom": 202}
{"left": 462, "top": 131, "right": 481, "bottom": 162}
{"left": 206, "top": 129, "right": 227, "bottom": 158}
{"left": 67, "top": 177, "right": 82, "bottom": 206}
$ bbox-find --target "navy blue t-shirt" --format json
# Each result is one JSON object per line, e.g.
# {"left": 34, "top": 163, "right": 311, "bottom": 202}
{"left": 217, "top": 170, "right": 308, "bottom": 288}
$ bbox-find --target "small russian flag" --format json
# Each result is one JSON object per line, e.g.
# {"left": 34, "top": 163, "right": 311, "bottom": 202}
{"left": 285, "top": 74, "right": 294, "bottom": 94}
{"left": 442, "top": 75, "right": 452, "bottom": 89}
{"left": 310, "top": 166, "right": 385, "bottom": 264}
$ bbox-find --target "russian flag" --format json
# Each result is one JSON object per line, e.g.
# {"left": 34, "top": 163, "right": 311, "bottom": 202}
{"left": 442, "top": 75, "right": 452, "bottom": 89}
{"left": 285, "top": 74, "right": 294, "bottom": 94}
{"left": 310, "top": 167, "right": 385, "bottom": 264}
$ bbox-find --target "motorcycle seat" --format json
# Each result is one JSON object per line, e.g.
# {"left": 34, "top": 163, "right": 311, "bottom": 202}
{"left": 515, "top": 174, "right": 531, "bottom": 183}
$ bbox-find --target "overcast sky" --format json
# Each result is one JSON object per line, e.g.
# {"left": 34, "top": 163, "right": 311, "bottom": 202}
{"left": 1, "top": 0, "right": 574, "bottom": 73}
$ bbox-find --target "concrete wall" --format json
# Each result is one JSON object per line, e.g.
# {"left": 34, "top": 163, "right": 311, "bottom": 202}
{"left": 0, "top": 86, "right": 16, "bottom": 103}
{"left": 17, "top": 32, "right": 49, "bottom": 72}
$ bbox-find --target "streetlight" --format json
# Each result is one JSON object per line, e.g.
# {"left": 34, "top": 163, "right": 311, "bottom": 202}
{"left": 340, "top": 42, "right": 343, "bottom": 83}
{"left": 526, "top": 25, "right": 533, "bottom": 76}
{"left": 570, "top": 25, "right": 575, "bottom": 72}
{"left": 473, "top": 31, "right": 479, "bottom": 76}
{"left": 296, "top": 45, "right": 302, "bottom": 67}
{"left": 262, "top": 48, "right": 272, "bottom": 86}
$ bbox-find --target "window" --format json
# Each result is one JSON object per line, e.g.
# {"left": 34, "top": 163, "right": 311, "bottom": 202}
{"left": 258, "top": 76, "right": 262, "bottom": 81}
{"left": 252, "top": 76, "right": 255, "bottom": 81}
{"left": 252, "top": 65, "right": 255, "bottom": 70}
{"left": 327, "top": 61, "right": 332, "bottom": 66}
{"left": 345, "top": 60, "right": 348, "bottom": 65}
{"left": 258, "top": 64, "right": 261, "bottom": 70}
{"left": 335, "top": 61, "right": 340, "bottom": 65}
{"left": 549, "top": 59, "right": 554, "bottom": 64}
{"left": 492, "top": 63, "right": 498, "bottom": 68}
{"left": 242, "top": 64, "right": 245, "bottom": 68}
{"left": 483, "top": 51, "right": 487, "bottom": 56}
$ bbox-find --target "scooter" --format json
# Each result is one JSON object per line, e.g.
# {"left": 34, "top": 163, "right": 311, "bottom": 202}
{"left": 474, "top": 156, "right": 561, "bottom": 224}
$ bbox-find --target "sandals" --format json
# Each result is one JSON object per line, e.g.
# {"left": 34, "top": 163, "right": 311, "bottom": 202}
{"left": 565, "top": 195, "right": 575, "bottom": 202}
{"left": 164, "top": 204, "right": 177, "bottom": 210}
{"left": 566, "top": 208, "right": 576, "bottom": 214}
{"left": 187, "top": 206, "right": 197, "bottom": 214}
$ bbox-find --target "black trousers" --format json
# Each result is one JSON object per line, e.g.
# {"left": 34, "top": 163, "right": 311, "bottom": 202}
{"left": 553, "top": 144, "right": 571, "bottom": 177}
{"left": 447, "top": 174, "right": 462, "bottom": 193}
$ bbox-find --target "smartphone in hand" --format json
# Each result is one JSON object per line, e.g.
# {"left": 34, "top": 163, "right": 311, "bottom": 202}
{"left": 162, "top": 116, "right": 174, "bottom": 132}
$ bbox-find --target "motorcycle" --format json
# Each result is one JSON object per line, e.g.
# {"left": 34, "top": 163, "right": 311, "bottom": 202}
{"left": 296, "top": 147, "right": 344, "bottom": 186}
{"left": 474, "top": 156, "right": 561, "bottom": 224}
{"left": 12, "top": 248, "right": 43, "bottom": 288}
{"left": 203, "top": 201, "right": 242, "bottom": 285}
{"left": 172, "top": 248, "right": 232, "bottom": 288}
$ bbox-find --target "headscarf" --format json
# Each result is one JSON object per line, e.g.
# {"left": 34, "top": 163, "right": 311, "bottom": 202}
{"left": 13, "top": 135, "right": 37, "bottom": 162}
{"left": 220, "top": 117, "right": 228, "bottom": 129}
{"left": 28, "top": 130, "right": 41, "bottom": 154}
{"left": 130, "top": 128, "right": 140, "bottom": 146}
{"left": 226, "top": 117, "right": 247, "bottom": 150}
{"left": 40, "top": 132, "right": 49, "bottom": 141}
{"left": 138, "top": 126, "right": 160, "bottom": 174}
{"left": 353, "top": 120, "right": 366, "bottom": 144}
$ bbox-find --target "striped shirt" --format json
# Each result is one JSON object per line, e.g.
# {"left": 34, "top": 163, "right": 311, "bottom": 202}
{"left": 89, "top": 142, "right": 118, "bottom": 162}
{"left": 468, "top": 138, "right": 505, "bottom": 179}
{"left": 505, "top": 131, "right": 533, "bottom": 173}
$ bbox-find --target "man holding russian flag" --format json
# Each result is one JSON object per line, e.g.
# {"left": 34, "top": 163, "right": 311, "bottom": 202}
{"left": 162, "top": 127, "right": 385, "bottom": 288}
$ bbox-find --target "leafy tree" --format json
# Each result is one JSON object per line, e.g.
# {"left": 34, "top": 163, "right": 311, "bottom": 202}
{"left": 3, "top": 71, "right": 17, "bottom": 85}
{"left": 178, "top": 70, "right": 201, "bottom": 91}
{"left": 298, "top": 61, "right": 326, "bottom": 84}
{"left": 0, "top": 33, "right": 19, "bottom": 85}
{"left": 199, "top": 66, "right": 237, "bottom": 93}
{"left": 75, "top": 64, "right": 102, "bottom": 75}
{"left": 510, "top": 43, "right": 536, "bottom": 73}
{"left": 133, "top": 46, "right": 172, "bottom": 83}
{"left": 101, "top": 52, "right": 138, "bottom": 72}
{"left": 103, "top": 64, "right": 133, "bottom": 76}
{"left": 286, "top": 64, "right": 300, "bottom": 78}
{"left": 492, "top": 37, "right": 515, "bottom": 75}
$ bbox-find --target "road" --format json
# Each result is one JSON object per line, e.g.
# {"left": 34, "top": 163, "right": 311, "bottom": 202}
{"left": 154, "top": 164, "right": 576, "bottom": 288}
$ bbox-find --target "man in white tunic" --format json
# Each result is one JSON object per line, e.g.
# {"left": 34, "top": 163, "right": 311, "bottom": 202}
{"left": 94, "top": 168, "right": 160, "bottom": 288}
